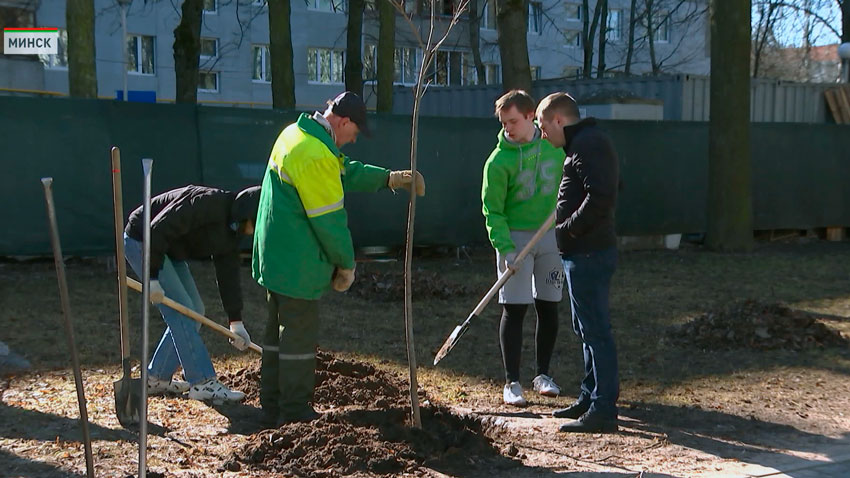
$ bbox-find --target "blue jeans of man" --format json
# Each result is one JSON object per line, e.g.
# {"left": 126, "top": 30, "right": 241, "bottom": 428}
{"left": 124, "top": 234, "right": 216, "bottom": 385}
{"left": 562, "top": 247, "right": 619, "bottom": 418}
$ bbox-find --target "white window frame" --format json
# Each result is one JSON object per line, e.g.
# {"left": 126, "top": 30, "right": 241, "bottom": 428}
{"left": 39, "top": 28, "right": 68, "bottom": 69}
{"left": 528, "top": 1, "right": 542, "bottom": 35}
{"left": 307, "top": 47, "right": 346, "bottom": 84}
{"left": 481, "top": 0, "right": 497, "bottom": 31}
{"left": 653, "top": 11, "right": 670, "bottom": 43}
{"left": 199, "top": 37, "right": 218, "bottom": 59}
{"left": 564, "top": 30, "right": 582, "bottom": 48}
{"left": 363, "top": 42, "right": 377, "bottom": 83}
{"left": 127, "top": 34, "right": 156, "bottom": 75}
{"left": 606, "top": 9, "right": 622, "bottom": 42}
{"left": 427, "top": 49, "right": 468, "bottom": 87}
{"left": 308, "top": 0, "right": 346, "bottom": 13}
{"left": 484, "top": 63, "right": 500, "bottom": 85}
{"left": 252, "top": 44, "right": 271, "bottom": 83}
{"left": 393, "top": 46, "right": 419, "bottom": 85}
{"left": 198, "top": 71, "right": 219, "bottom": 92}
{"left": 565, "top": 2, "right": 582, "bottom": 21}
{"left": 203, "top": 0, "right": 218, "bottom": 14}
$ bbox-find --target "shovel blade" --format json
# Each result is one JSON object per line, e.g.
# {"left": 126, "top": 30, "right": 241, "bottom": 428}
{"left": 113, "top": 373, "right": 141, "bottom": 427}
{"left": 433, "top": 322, "right": 470, "bottom": 366}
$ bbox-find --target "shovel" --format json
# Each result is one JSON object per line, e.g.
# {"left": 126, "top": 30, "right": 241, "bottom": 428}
{"left": 434, "top": 211, "right": 557, "bottom": 365}
{"left": 110, "top": 147, "right": 141, "bottom": 428}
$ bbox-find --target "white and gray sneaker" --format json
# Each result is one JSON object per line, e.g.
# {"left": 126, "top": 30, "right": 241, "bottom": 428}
{"left": 503, "top": 381, "right": 527, "bottom": 407}
{"left": 188, "top": 379, "right": 245, "bottom": 404}
{"left": 147, "top": 376, "right": 191, "bottom": 396}
{"left": 532, "top": 374, "right": 561, "bottom": 397}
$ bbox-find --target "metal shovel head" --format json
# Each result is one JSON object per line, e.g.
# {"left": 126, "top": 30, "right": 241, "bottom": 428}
{"left": 113, "top": 360, "right": 141, "bottom": 427}
{"left": 433, "top": 322, "right": 470, "bottom": 366}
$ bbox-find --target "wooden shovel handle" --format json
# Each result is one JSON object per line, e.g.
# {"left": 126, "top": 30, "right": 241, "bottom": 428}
{"left": 126, "top": 277, "right": 262, "bottom": 354}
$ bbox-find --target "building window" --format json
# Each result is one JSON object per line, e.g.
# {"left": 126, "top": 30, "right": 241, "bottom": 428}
{"left": 252, "top": 45, "right": 271, "bottom": 82}
{"left": 528, "top": 1, "right": 542, "bottom": 34}
{"left": 485, "top": 63, "right": 500, "bottom": 85}
{"left": 309, "top": 0, "right": 345, "bottom": 12}
{"left": 653, "top": 11, "right": 670, "bottom": 43}
{"left": 461, "top": 52, "right": 478, "bottom": 85}
{"left": 307, "top": 47, "right": 345, "bottom": 84}
{"left": 606, "top": 9, "right": 622, "bottom": 42}
{"left": 39, "top": 28, "right": 68, "bottom": 68}
{"left": 564, "top": 30, "right": 582, "bottom": 48}
{"left": 421, "top": 0, "right": 459, "bottom": 16}
{"left": 203, "top": 0, "right": 217, "bottom": 13}
{"left": 363, "top": 43, "right": 377, "bottom": 81}
{"left": 530, "top": 65, "right": 541, "bottom": 80}
{"left": 427, "top": 50, "right": 466, "bottom": 86}
{"left": 200, "top": 38, "right": 218, "bottom": 59}
{"left": 198, "top": 71, "right": 219, "bottom": 92}
{"left": 482, "top": 0, "right": 496, "bottom": 30}
{"left": 394, "top": 46, "right": 418, "bottom": 85}
{"left": 564, "top": 3, "right": 581, "bottom": 20}
{"left": 127, "top": 34, "right": 155, "bottom": 75}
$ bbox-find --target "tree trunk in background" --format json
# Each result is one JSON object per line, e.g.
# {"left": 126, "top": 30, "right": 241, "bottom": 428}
{"left": 173, "top": 0, "right": 203, "bottom": 104}
{"left": 583, "top": 0, "right": 602, "bottom": 78}
{"left": 66, "top": 0, "right": 97, "bottom": 98}
{"left": 596, "top": 0, "right": 608, "bottom": 78}
{"left": 376, "top": 0, "right": 395, "bottom": 112}
{"left": 645, "top": 0, "right": 659, "bottom": 74}
{"left": 345, "top": 0, "right": 365, "bottom": 96}
{"left": 840, "top": 0, "right": 847, "bottom": 42}
{"left": 269, "top": 0, "right": 296, "bottom": 109}
{"left": 468, "top": 0, "right": 487, "bottom": 84}
{"left": 624, "top": 0, "right": 637, "bottom": 74}
{"left": 706, "top": 0, "right": 753, "bottom": 251}
{"left": 496, "top": 0, "right": 532, "bottom": 91}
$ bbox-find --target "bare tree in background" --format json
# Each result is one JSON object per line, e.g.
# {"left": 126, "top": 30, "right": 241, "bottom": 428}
{"left": 67, "top": 0, "right": 97, "bottom": 98}
{"left": 269, "top": 0, "right": 296, "bottom": 108}
{"left": 468, "top": 0, "right": 488, "bottom": 84}
{"left": 173, "top": 0, "right": 203, "bottom": 103}
{"left": 582, "top": 0, "right": 603, "bottom": 77}
{"left": 376, "top": 0, "right": 395, "bottom": 111}
{"left": 346, "top": 0, "right": 366, "bottom": 95}
{"left": 496, "top": 0, "right": 531, "bottom": 90}
{"left": 597, "top": 0, "right": 608, "bottom": 77}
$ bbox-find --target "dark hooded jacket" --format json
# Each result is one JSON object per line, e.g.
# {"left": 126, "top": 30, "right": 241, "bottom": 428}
{"left": 126, "top": 184, "right": 261, "bottom": 321}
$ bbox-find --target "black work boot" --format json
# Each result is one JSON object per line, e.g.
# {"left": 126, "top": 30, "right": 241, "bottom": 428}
{"left": 558, "top": 411, "right": 618, "bottom": 433}
{"left": 552, "top": 399, "right": 590, "bottom": 419}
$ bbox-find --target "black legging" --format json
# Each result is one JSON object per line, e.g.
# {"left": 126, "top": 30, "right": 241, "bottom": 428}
{"left": 499, "top": 299, "right": 559, "bottom": 383}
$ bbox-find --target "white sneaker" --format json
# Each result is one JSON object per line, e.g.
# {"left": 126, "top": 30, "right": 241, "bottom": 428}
{"left": 532, "top": 374, "right": 561, "bottom": 397}
{"left": 188, "top": 379, "right": 245, "bottom": 403}
{"left": 503, "top": 382, "right": 527, "bottom": 407}
{"left": 147, "top": 376, "right": 190, "bottom": 395}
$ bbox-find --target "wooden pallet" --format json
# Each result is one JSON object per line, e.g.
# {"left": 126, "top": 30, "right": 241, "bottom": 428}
{"left": 825, "top": 86, "right": 850, "bottom": 124}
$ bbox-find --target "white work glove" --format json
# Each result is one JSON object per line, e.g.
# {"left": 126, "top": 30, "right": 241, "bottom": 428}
{"left": 388, "top": 170, "right": 426, "bottom": 197}
{"left": 229, "top": 321, "right": 251, "bottom": 351}
{"left": 498, "top": 252, "right": 518, "bottom": 273}
{"left": 332, "top": 266, "right": 356, "bottom": 292}
{"left": 148, "top": 279, "right": 165, "bottom": 304}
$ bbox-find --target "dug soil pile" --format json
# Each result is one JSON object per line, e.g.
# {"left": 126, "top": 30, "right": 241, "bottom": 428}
{"left": 665, "top": 299, "right": 848, "bottom": 350}
{"left": 221, "top": 352, "right": 512, "bottom": 477}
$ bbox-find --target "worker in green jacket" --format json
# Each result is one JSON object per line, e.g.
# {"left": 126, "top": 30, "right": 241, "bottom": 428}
{"left": 253, "top": 91, "right": 425, "bottom": 425}
{"left": 482, "top": 90, "right": 566, "bottom": 407}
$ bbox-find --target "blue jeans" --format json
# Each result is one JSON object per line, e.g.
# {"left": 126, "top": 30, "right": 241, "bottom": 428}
{"left": 562, "top": 247, "right": 619, "bottom": 418}
{"left": 124, "top": 234, "right": 215, "bottom": 385}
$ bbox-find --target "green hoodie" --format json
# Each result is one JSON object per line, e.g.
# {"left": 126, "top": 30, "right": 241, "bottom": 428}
{"left": 481, "top": 128, "right": 564, "bottom": 254}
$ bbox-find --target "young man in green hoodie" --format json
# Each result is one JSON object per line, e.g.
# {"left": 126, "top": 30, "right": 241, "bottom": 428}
{"left": 482, "top": 89, "right": 566, "bottom": 406}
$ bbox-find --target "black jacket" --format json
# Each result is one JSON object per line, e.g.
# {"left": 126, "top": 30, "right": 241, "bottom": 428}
{"left": 125, "top": 185, "right": 260, "bottom": 322}
{"left": 555, "top": 118, "right": 619, "bottom": 254}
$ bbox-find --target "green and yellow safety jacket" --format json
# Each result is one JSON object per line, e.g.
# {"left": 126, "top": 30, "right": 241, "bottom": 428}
{"left": 252, "top": 113, "right": 390, "bottom": 300}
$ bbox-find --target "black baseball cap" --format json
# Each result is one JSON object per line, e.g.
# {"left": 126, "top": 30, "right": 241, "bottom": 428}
{"left": 329, "top": 91, "right": 372, "bottom": 137}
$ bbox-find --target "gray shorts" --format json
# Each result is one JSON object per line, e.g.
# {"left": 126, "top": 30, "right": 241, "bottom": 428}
{"left": 497, "top": 229, "right": 564, "bottom": 304}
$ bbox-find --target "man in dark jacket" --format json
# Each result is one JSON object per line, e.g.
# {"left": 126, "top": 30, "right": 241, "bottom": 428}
{"left": 536, "top": 92, "right": 620, "bottom": 433}
{"left": 124, "top": 184, "right": 260, "bottom": 403}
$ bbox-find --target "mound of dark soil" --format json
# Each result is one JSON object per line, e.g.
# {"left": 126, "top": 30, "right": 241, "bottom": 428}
{"left": 348, "top": 270, "right": 470, "bottom": 302}
{"left": 665, "top": 300, "right": 848, "bottom": 350}
{"left": 221, "top": 351, "right": 511, "bottom": 477}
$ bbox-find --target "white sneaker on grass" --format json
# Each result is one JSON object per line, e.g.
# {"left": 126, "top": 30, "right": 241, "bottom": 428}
{"left": 147, "top": 376, "right": 191, "bottom": 396}
{"left": 188, "top": 379, "right": 245, "bottom": 403}
{"left": 532, "top": 374, "right": 561, "bottom": 397}
{"left": 503, "top": 381, "right": 527, "bottom": 407}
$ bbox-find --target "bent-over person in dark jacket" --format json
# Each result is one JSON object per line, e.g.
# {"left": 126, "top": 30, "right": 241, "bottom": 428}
{"left": 124, "top": 184, "right": 260, "bottom": 403}
{"left": 536, "top": 92, "right": 621, "bottom": 434}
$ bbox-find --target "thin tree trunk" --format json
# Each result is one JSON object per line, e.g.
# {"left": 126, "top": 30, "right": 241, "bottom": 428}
{"left": 583, "top": 0, "right": 602, "bottom": 78}
{"left": 706, "top": 0, "right": 752, "bottom": 251}
{"left": 173, "top": 0, "right": 203, "bottom": 104}
{"left": 624, "top": 0, "right": 637, "bottom": 74}
{"left": 496, "top": 0, "right": 532, "bottom": 90}
{"left": 841, "top": 0, "right": 848, "bottom": 43}
{"left": 66, "top": 0, "right": 97, "bottom": 98}
{"left": 645, "top": 0, "right": 659, "bottom": 74}
{"left": 752, "top": 3, "right": 778, "bottom": 78}
{"left": 269, "top": 0, "right": 296, "bottom": 109}
{"left": 376, "top": 0, "right": 395, "bottom": 112}
{"left": 597, "top": 0, "right": 608, "bottom": 79}
{"left": 345, "top": 0, "right": 365, "bottom": 95}
{"left": 468, "top": 0, "right": 487, "bottom": 84}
